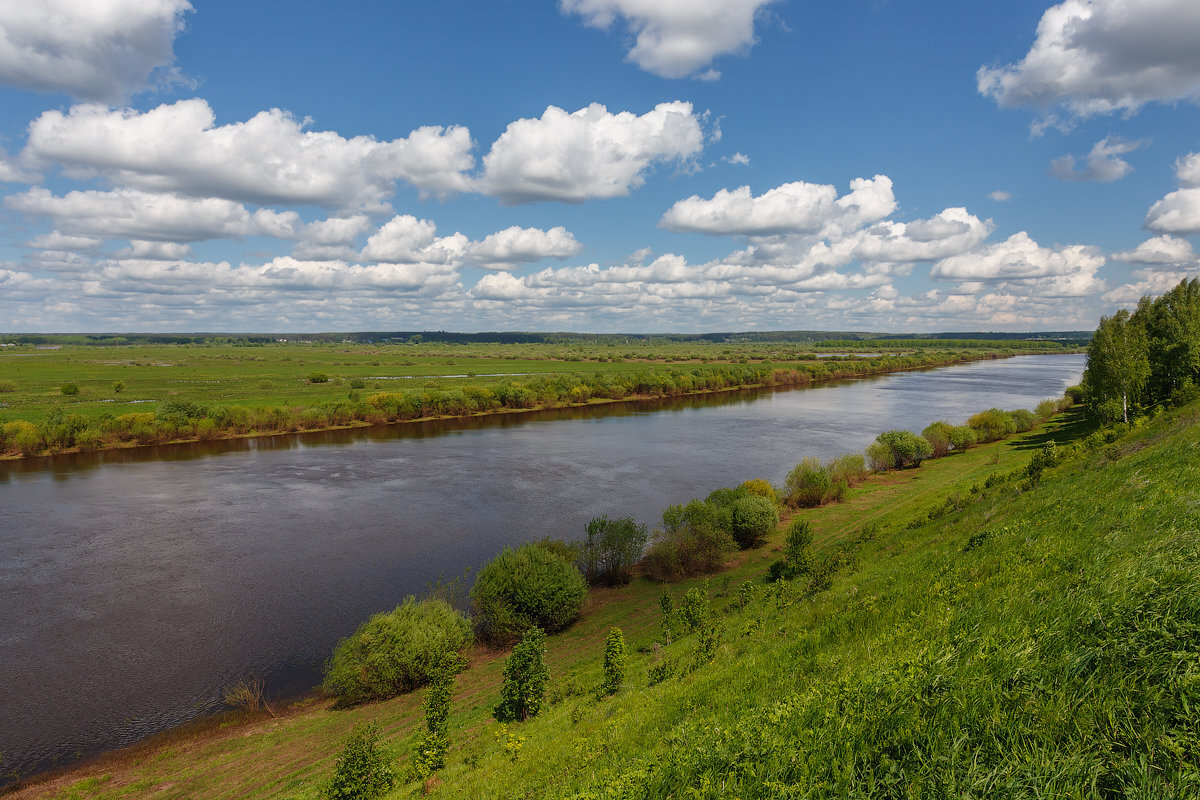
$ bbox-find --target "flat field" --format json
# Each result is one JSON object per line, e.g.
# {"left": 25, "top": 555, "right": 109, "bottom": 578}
{"left": 0, "top": 339, "right": 1068, "bottom": 424}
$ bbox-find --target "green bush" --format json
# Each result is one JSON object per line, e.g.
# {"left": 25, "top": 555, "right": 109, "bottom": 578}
{"left": 729, "top": 495, "right": 779, "bottom": 548}
{"left": 642, "top": 500, "right": 736, "bottom": 581}
{"left": 60, "top": 383, "right": 79, "bottom": 395}
{"left": 581, "top": 516, "right": 648, "bottom": 586}
{"left": 0, "top": 379, "right": 15, "bottom": 393}
{"left": 921, "top": 421, "right": 954, "bottom": 458}
{"left": 739, "top": 478, "right": 778, "bottom": 505}
{"left": 948, "top": 424, "right": 977, "bottom": 452}
{"left": 471, "top": 543, "right": 587, "bottom": 643}
{"left": 873, "top": 430, "right": 934, "bottom": 468}
{"left": 865, "top": 441, "right": 894, "bottom": 471}
{"left": 322, "top": 723, "right": 396, "bottom": 800}
{"left": 968, "top": 408, "right": 1016, "bottom": 442}
{"left": 308, "top": 372, "right": 330, "bottom": 383}
{"left": 785, "top": 457, "right": 831, "bottom": 507}
{"left": 410, "top": 652, "right": 464, "bottom": 779}
{"left": 322, "top": 597, "right": 472, "bottom": 704}
{"left": 769, "top": 518, "right": 815, "bottom": 581}
{"left": 494, "top": 627, "right": 549, "bottom": 723}
{"left": 1008, "top": 408, "right": 1035, "bottom": 432}
{"left": 602, "top": 627, "right": 626, "bottom": 695}
{"left": 825, "top": 454, "right": 866, "bottom": 488}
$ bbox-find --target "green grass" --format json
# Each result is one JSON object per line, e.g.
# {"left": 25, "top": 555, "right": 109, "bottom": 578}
{"left": 21, "top": 405, "right": 1187, "bottom": 799}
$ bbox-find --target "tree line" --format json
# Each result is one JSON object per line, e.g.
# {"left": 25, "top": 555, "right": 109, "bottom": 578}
{"left": 1082, "top": 277, "right": 1200, "bottom": 424}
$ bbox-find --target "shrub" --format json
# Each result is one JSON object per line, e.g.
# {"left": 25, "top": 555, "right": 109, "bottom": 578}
{"left": 348, "top": 378, "right": 367, "bottom": 389}
{"left": 785, "top": 457, "right": 831, "bottom": 507}
{"left": 602, "top": 627, "right": 626, "bottom": 695}
{"left": 865, "top": 441, "right": 894, "bottom": 471}
{"left": 948, "top": 425, "right": 977, "bottom": 452}
{"left": 308, "top": 372, "right": 330, "bottom": 383}
{"left": 1008, "top": 408, "right": 1035, "bottom": 433}
{"left": 111, "top": 381, "right": 125, "bottom": 394}
{"left": 642, "top": 501, "right": 736, "bottom": 581}
{"left": 739, "top": 478, "right": 778, "bottom": 505}
{"left": 729, "top": 495, "right": 779, "bottom": 548}
{"left": 825, "top": 454, "right": 867, "bottom": 488}
{"left": 769, "top": 518, "right": 815, "bottom": 581}
{"left": 0, "top": 379, "right": 15, "bottom": 392}
{"left": 873, "top": 430, "right": 934, "bottom": 468}
{"left": 921, "top": 421, "right": 954, "bottom": 458}
{"left": 471, "top": 543, "right": 587, "bottom": 643}
{"left": 322, "top": 597, "right": 472, "bottom": 704}
{"left": 679, "top": 586, "right": 710, "bottom": 633}
{"left": 494, "top": 627, "right": 549, "bottom": 722}
{"left": 410, "top": 652, "right": 464, "bottom": 779}
{"left": 580, "top": 516, "right": 648, "bottom": 586}
{"left": 1034, "top": 398, "right": 1059, "bottom": 421}
{"left": 60, "top": 383, "right": 79, "bottom": 396}
{"left": 322, "top": 723, "right": 396, "bottom": 800}
{"left": 968, "top": 408, "right": 1016, "bottom": 442}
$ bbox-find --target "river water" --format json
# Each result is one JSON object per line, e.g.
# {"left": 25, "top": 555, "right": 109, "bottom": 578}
{"left": 0, "top": 354, "right": 1084, "bottom": 780}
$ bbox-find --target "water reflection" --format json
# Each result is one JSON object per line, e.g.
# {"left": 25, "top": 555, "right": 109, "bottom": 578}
{"left": 0, "top": 355, "right": 1084, "bottom": 780}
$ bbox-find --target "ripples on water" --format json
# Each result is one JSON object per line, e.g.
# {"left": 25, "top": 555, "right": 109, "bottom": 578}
{"left": 0, "top": 354, "right": 1084, "bottom": 780}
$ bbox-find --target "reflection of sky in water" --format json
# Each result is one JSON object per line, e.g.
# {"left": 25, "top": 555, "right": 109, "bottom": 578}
{"left": 0, "top": 354, "right": 1084, "bottom": 777}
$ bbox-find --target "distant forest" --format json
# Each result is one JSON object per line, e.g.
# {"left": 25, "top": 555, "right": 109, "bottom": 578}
{"left": 0, "top": 329, "right": 1092, "bottom": 347}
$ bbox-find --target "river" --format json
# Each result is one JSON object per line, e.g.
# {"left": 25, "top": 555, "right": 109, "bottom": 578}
{"left": 0, "top": 353, "right": 1084, "bottom": 780}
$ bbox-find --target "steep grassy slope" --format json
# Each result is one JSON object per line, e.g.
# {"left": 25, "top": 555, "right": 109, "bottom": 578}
{"left": 421, "top": 406, "right": 1200, "bottom": 799}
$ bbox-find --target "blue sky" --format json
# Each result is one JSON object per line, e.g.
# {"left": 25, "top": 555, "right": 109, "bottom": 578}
{"left": 1, "top": 0, "right": 1198, "bottom": 333}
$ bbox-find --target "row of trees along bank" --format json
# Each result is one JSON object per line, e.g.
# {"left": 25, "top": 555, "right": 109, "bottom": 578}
{"left": 1083, "top": 277, "right": 1200, "bottom": 424}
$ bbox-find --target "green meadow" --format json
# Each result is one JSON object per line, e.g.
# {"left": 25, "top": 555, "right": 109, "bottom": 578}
{"left": 0, "top": 338, "right": 1073, "bottom": 457}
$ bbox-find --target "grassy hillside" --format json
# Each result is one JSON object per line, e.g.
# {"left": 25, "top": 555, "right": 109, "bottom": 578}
{"left": 14, "top": 404, "right": 1198, "bottom": 799}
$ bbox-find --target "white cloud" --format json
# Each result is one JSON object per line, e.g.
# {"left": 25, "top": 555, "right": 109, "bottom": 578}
{"left": 978, "top": 0, "right": 1200, "bottom": 121}
{"left": 931, "top": 231, "right": 1106, "bottom": 297}
{"left": 26, "top": 232, "right": 103, "bottom": 252}
{"left": 360, "top": 215, "right": 468, "bottom": 264}
{"left": 23, "top": 99, "right": 475, "bottom": 208}
{"left": 1049, "top": 136, "right": 1146, "bottom": 182}
{"left": 477, "top": 102, "right": 705, "bottom": 204}
{"left": 5, "top": 187, "right": 300, "bottom": 243}
{"left": 1145, "top": 151, "right": 1200, "bottom": 234}
{"left": 0, "top": 0, "right": 192, "bottom": 102}
{"left": 988, "top": 190, "right": 1012, "bottom": 202}
{"left": 723, "top": 152, "right": 751, "bottom": 166}
{"left": 1103, "top": 268, "right": 1195, "bottom": 304}
{"left": 117, "top": 240, "right": 193, "bottom": 260}
{"left": 1111, "top": 234, "right": 1196, "bottom": 265}
{"left": 292, "top": 215, "right": 373, "bottom": 260}
{"left": 0, "top": 146, "right": 38, "bottom": 183}
{"left": 466, "top": 226, "right": 583, "bottom": 268}
{"left": 560, "top": 0, "right": 779, "bottom": 79}
{"left": 660, "top": 176, "right": 896, "bottom": 237}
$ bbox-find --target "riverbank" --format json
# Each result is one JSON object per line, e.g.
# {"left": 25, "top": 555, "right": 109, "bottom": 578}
{"left": 4, "top": 401, "right": 1104, "bottom": 798}
{"left": 0, "top": 347, "right": 1073, "bottom": 461}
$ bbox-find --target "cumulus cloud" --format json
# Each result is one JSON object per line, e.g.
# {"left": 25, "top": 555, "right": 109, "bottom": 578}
{"left": 1103, "top": 268, "right": 1195, "bottom": 304}
{"left": 0, "top": 0, "right": 192, "bottom": 102}
{"left": 1145, "top": 151, "right": 1200, "bottom": 234}
{"left": 560, "top": 0, "right": 779, "bottom": 79}
{"left": 1111, "top": 234, "right": 1196, "bottom": 265}
{"left": 116, "top": 240, "right": 193, "bottom": 260}
{"left": 23, "top": 99, "right": 475, "bottom": 208}
{"left": 5, "top": 187, "right": 300, "bottom": 243}
{"left": 660, "top": 176, "right": 896, "bottom": 237}
{"left": 931, "top": 232, "right": 1106, "bottom": 297}
{"left": 1049, "top": 136, "right": 1146, "bottom": 182}
{"left": 988, "top": 190, "right": 1013, "bottom": 202}
{"left": 978, "top": 0, "right": 1200, "bottom": 125}
{"left": 360, "top": 215, "right": 468, "bottom": 264}
{"left": 723, "top": 152, "right": 751, "bottom": 166}
{"left": 26, "top": 232, "right": 103, "bottom": 252}
{"left": 477, "top": 102, "right": 705, "bottom": 204}
{"left": 466, "top": 226, "right": 583, "bottom": 268}
{"left": 292, "top": 215, "right": 373, "bottom": 260}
